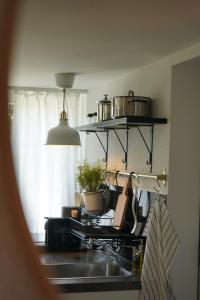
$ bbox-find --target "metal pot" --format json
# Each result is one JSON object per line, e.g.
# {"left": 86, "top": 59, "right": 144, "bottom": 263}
{"left": 97, "top": 95, "right": 111, "bottom": 122}
{"left": 111, "top": 90, "right": 135, "bottom": 118}
{"left": 128, "top": 96, "right": 151, "bottom": 117}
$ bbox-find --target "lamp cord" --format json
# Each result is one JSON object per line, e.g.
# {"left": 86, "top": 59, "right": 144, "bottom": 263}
{"left": 63, "top": 88, "right": 66, "bottom": 111}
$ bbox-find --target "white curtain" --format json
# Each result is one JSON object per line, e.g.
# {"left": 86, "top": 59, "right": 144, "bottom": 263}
{"left": 10, "top": 89, "right": 87, "bottom": 238}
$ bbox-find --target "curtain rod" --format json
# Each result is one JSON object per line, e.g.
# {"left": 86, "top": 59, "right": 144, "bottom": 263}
{"left": 9, "top": 86, "right": 88, "bottom": 94}
{"left": 107, "top": 170, "right": 166, "bottom": 185}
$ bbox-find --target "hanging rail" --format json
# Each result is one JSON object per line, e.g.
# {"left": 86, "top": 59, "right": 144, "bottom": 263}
{"left": 107, "top": 169, "right": 166, "bottom": 185}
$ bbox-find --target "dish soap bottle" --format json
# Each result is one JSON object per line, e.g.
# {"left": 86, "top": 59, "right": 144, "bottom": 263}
{"left": 132, "top": 247, "right": 140, "bottom": 273}
{"left": 139, "top": 239, "right": 144, "bottom": 273}
{"left": 132, "top": 239, "right": 144, "bottom": 273}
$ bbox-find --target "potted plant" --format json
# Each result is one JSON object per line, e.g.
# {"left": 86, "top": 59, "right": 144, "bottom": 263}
{"left": 76, "top": 161, "right": 106, "bottom": 214}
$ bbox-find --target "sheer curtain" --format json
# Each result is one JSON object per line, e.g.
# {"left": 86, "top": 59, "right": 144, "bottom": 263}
{"left": 10, "top": 89, "right": 87, "bottom": 237}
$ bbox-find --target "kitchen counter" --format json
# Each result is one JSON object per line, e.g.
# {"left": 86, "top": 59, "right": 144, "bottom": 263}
{"left": 36, "top": 245, "right": 141, "bottom": 293}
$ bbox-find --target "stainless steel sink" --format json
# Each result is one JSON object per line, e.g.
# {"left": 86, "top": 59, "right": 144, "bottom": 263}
{"left": 43, "top": 262, "right": 132, "bottom": 279}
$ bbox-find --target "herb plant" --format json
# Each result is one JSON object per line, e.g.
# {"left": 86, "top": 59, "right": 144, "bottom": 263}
{"left": 76, "top": 161, "right": 106, "bottom": 192}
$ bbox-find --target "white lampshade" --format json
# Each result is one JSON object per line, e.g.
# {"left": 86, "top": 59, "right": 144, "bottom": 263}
{"left": 45, "top": 73, "right": 81, "bottom": 146}
{"left": 46, "top": 118, "right": 81, "bottom": 146}
{"left": 55, "top": 73, "right": 75, "bottom": 89}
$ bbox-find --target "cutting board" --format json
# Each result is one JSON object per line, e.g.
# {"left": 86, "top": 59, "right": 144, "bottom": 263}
{"left": 112, "top": 178, "right": 131, "bottom": 230}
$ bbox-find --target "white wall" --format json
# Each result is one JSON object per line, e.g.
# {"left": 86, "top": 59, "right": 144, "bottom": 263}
{"left": 85, "top": 43, "right": 200, "bottom": 192}
{"left": 168, "top": 57, "right": 200, "bottom": 300}
{"left": 86, "top": 59, "right": 171, "bottom": 195}
{"left": 84, "top": 44, "right": 200, "bottom": 299}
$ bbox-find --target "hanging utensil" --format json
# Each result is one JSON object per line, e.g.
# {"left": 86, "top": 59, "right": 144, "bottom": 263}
{"left": 112, "top": 177, "right": 132, "bottom": 230}
{"left": 131, "top": 176, "right": 143, "bottom": 235}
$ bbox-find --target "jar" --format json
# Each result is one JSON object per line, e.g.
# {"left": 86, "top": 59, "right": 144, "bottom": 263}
{"left": 97, "top": 95, "right": 111, "bottom": 122}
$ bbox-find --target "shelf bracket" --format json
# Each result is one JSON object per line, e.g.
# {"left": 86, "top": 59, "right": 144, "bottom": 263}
{"left": 136, "top": 125, "right": 154, "bottom": 173}
{"left": 86, "top": 130, "right": 109, "bottom": 167}
{"left": 113, "top": 127, "right": 129, "bottom": 170}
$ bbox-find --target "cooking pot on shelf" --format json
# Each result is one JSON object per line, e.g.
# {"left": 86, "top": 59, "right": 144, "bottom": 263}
{"left": 111, "top": 90, "right": 134, "bottom": 118}
{"left": 112, "top": 90, "right": 152, "bottom": 118}
{"left": 128, "top": 96, "right": 152, "bottom": 117}
{"left": 97, "top": 94, "right": 111, "bottom": 122}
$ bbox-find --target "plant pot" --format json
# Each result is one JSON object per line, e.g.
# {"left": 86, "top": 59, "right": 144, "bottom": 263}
{"left": 82, "top": 190, "right": 104, "bottom": 215}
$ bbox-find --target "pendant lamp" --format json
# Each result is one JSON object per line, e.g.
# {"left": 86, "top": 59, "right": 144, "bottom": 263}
{"left": 45, "top": 73, "right": 81, "bottom": 146}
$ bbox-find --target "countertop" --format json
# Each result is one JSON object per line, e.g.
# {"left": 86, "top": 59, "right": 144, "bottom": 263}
{"left": 36, "top": 245, "right": 141, "bottom": 293}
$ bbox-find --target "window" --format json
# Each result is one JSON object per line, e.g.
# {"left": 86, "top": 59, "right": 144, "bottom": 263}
{"left": 10, "top": 88, "right": 87, "bottom": 240}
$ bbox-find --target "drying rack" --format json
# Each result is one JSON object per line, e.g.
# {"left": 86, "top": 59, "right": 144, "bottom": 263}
{"left": 70, "top": 170, "right": 167, "bottom": 244}
{"left": 70, "top": 217, "right": 133, "bottom": 240}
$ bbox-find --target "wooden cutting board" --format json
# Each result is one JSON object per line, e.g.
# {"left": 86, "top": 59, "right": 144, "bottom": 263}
{"left": 112, "top": 178, "right": 131, "bottom": 230}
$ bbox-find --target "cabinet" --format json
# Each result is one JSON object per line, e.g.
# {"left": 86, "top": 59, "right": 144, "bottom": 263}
{"left": 59, "top": 290, "right": 141, "bottom": 299}
{"left": 76, "top": 116, "right": 167, "bottom": 172}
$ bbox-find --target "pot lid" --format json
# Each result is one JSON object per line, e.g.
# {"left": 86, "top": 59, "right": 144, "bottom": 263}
{"left": 129, "top": 96, "right": 152, "bottom": 102}
{"left": 98, "top": 94, "right": 111, "bottom": 104}
{"left": 114, "top": 89, "right": 135, "bottom": 98}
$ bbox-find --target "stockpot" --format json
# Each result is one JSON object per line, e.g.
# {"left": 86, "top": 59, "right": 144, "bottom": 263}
{"left": 111, "top": 90, "right": 134, "bottom": 118}
{"left": 128, "top": 96, "right": 151, "bottom": 117}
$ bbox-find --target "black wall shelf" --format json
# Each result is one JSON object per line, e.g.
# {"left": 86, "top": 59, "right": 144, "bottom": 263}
{"left": 76, "top": 116, "right": 167, "bottom": 172}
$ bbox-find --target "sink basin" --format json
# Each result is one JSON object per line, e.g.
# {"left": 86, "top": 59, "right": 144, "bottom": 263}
{"left": 43, "top": 262, "right": 132, "bottom": 279}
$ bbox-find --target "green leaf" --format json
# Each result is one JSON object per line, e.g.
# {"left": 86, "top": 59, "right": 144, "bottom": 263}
{"left": 76, "top": 161, "right": 106, "bottom": 192}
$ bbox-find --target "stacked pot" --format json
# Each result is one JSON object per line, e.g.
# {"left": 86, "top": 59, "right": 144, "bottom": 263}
{"left": 97, "top": 90, "right": 152, "bottom": 121}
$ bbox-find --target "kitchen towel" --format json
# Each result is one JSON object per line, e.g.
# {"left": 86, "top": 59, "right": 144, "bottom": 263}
{"left": 141, "top": 194, "right": 181, "bottom": 300}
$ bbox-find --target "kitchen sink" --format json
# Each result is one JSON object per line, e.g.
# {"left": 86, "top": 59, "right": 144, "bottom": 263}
{"left": 43, "top": 262, "right": 132, "bottom": 279}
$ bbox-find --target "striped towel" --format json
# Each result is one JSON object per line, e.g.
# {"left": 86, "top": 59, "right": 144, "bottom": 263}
{"left": 141, "top": 194, "right": 181, "bottom": 300}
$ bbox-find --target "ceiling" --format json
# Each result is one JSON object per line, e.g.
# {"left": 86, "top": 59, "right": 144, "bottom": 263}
{"left": 10, "top": 0, "right": 200, "bottom": 89}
